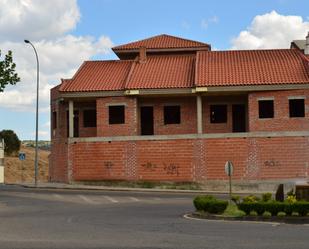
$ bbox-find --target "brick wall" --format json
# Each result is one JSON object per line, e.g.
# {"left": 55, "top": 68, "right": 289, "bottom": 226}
{"left": 139, "top": 97, "right": 197, "bottom": 135}
{"left": 96, "top": 96, "right": 138, "bottom": 136}
{"left": 248, "top": 90, "right": 309, "bottom": 132}
{"left": 202, "top": 95, "right": 247, "bottom": 133}
{"left": 67, "top": 136, "right": 309, "bottom": 182}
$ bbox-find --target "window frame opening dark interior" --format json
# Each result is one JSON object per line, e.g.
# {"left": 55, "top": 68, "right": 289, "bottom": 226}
{"left": 83, "top": 109, "right": 97, "bottom": 127}
{"left": 164, "top": 105, "right": 181, "bottom": 125}
{"left": 289, "top": 99, "right": 305, "bottom": 118}
{"left": 258, "top": 100, "right": 274, "bottom": 119}
{"left": 210, "top": 104, "right": 227, "bottom": 123}
{"left": 109, "top": 105, "right": 125, "bottom": 124}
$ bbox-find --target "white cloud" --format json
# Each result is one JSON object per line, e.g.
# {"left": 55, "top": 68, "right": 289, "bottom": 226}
{"left": 0, "top": 0, "right": 80, "bottom": 41}
{"left": 0, "top": 0, "right": 114, "bottom": 140}
{"left": 0, "top": 35, "right": 113, "bottom": 112}
{"left": 0, "top": 0, "right": 114, "bottom": 113}
{"left": 201, "top": 15, "right": 219, "bottom": 30}
{"left": 231, "top": 11, "right": 309, "bottom": 49}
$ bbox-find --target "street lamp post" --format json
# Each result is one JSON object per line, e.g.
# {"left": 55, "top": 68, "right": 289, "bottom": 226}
{"left": 24, "top": 39, "right": 39, "bottom": 187}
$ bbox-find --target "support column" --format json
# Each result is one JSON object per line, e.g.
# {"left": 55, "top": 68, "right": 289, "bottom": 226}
{"left": 196, "top": 95, "right": 203, "bottom": 134}
{"left": 69, "top": 100, "right": 74, "bottom": 138}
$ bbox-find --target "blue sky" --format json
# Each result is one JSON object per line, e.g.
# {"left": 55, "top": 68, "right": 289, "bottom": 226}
{"left": 0, "top": 0, "right": 309, "bottom": 140}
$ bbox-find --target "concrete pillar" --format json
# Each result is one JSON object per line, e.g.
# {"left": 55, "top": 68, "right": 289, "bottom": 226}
{"left": 69, "top": 100, "right": 74, "bottom": 138}
{"left": 0, "top": 139, "right": 4, "bottom": 183}
{"left": 197, "top": 95, "right": 203, "bottom": 134}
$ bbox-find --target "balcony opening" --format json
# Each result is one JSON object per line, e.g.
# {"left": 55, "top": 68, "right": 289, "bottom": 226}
{"left": 232, "top": 104, "right": 246, "bottom": 132}
{"left": 83, "top": 109, "right": 97, "bottom": 127}
{"left": 140, "top": 106, "right": 154, "bottom": 135}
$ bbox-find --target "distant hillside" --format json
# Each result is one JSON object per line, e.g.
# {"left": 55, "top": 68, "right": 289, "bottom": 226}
{"left": 4, "top": 146, "right": 49, "bottom": 184}
{"left": 22, "top": 140, "right": 51, "bottom": 151}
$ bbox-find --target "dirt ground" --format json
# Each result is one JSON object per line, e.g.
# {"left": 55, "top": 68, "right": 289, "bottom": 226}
{"left": 4, "top": 146, "right": 49, "bottom": 184}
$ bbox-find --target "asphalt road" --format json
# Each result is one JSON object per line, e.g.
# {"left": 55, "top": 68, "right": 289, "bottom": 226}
{"left": 0, "top": 185, "right": 308, "bottom": 249}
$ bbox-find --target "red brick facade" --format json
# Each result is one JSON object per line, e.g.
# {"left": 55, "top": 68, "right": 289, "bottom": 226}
{"left": 50, "top": 88, "right": 309, "bottom": 184}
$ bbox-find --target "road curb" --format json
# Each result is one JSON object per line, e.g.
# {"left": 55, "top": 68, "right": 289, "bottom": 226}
{"left": 15, "top": 183, "right": 265, "bottom": 195}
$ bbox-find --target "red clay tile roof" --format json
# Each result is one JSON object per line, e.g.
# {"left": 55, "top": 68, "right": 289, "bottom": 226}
{"left": 196, "top": 49, "right": 309, "bottom": 86}
{"left": 59, "top": 60, "right": 133, "bottom": 92}
{"left": 59, "top": 48, "right": 309, "bottom": 92}
{"left": 126, "top": 55, "right": 195, "bottom": 89}
{"left": 112, "top": 34, "right": 210, "bottom": 51}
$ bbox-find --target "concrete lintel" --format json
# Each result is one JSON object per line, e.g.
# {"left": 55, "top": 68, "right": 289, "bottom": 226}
{"left": 69, "top": 131, "right": 309, "bottom": 143}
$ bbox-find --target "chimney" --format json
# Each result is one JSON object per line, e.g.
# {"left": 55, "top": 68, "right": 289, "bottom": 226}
{"left": 139, "top": 46, "right": 147, "bottom": 63}
{"left": 305, "top": 32, "right": 309, "bottom": 55}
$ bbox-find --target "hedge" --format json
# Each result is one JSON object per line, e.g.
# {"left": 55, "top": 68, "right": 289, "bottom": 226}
{"left": 193, "top": 195, "right": 228, "bottom": 214}
{"left": 238, "top": 201, "right": 309, "bottom": 216}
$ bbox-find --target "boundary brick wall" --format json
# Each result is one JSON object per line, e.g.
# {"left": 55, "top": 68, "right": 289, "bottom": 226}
{"left": 69, "top": 136, "right": 309, "bottom": 182}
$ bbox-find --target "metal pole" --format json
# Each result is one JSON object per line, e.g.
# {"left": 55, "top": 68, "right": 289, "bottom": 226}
{"left": 229, "top": 173, "right": 232, "bottom": 203}
{"left": 24, "top": 40, "right": 39, "bottom": 187}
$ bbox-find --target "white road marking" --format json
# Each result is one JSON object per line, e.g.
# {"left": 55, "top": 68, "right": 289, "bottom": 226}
{"left": 103, "top": 196, "right": 119, "bottom": 203}
{"left": 78, "top": 195, "right": 97, "bottom": 204}
{"left": 129, "top": 197, "right": 139, "bottom": 202}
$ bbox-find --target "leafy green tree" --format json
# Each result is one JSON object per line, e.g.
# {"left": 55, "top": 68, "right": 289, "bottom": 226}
{"left": 0, "top": 130, "right": 21, "bottom": 156}
{"left": 0, "top": 50, "right": 20, "bottom": 92}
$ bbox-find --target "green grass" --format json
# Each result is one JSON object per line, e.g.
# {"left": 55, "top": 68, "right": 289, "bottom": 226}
{"left": 223, "top": 203, "right": 246, "bottom": 217}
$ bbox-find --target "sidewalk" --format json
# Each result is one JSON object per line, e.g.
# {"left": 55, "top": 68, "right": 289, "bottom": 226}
{"left": 18, "top": 182, "right": 266, "bottom": 195}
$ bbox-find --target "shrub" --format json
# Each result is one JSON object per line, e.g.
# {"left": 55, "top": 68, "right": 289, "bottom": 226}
{"left": 239, "top": 200, "right": 309, "bottom": 216}
{"left": 193, "top": 195, "right": 228, "bottom": 214}
{"left": 277, "top": 211, "right": 286, "bottom": 217}
{"left": 286, "top": 195, "right": 297, "bottom": 204}
{"left": 262, "top": 193, "right": 272, "bottom": 202}
{"left": 291, "top": 202, "right": 309, "bottom": 216}
{"left": 291, "top": 211, "right": 299, "bottom": 217}
{"left": 231, "top": 195, "right": 241, "bottom": 205}
{"left": 242, "top": 195, "right": 260, "bottom": 203}
{"left": 249, "top": 210, "right": 258, "bottom": 216}
{"left": 262, "top": 211, "right": 272, "bottom": 218}
{"left": 0, "top": 130, "right": 21, "bottom": 156}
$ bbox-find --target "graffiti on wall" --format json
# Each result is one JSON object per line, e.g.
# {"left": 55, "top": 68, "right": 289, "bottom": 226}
{"left": 104, "top": 161, "right": 114, "bottom": 170}
{"left": 163, "top": 163, "right": 180, "bottom": 176}
{"left": 140, "top": 162, "right": 180, "bottom": 176}
{"left": 141, "top": 162, "right": 157, "bottom": 171}
{"left": 264, "top": 160, "right": 280, "bottom": 167}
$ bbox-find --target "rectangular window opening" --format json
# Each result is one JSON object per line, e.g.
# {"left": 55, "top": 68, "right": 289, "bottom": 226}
{"left": 164, "top": 105, "right": 181, "bottom": 124}
{"left": 258, "top": 100, "right": 274, "bottom": 119}
{"left": 109, "top": 105, "right": 125, "bottom": 124}
{"left": 210, "top": 105, "right": 227, "bottom": 123}
{"left": 83, "top": 109, "right": 97, "bottom": 127}
{"left": 289, "top": 99, "right": 305, "bottom": 117}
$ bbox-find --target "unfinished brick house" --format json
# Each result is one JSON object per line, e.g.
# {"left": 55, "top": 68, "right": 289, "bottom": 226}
{"left": 50, "top": 34, "right": 309, "bottom": 189}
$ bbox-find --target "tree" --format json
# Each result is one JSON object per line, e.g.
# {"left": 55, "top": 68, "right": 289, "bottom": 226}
{"left": 0, "top": 130, "right": 21, "bottom": 156}
{"left": 0, "top": 50, "right": 20, "bottom": 92}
